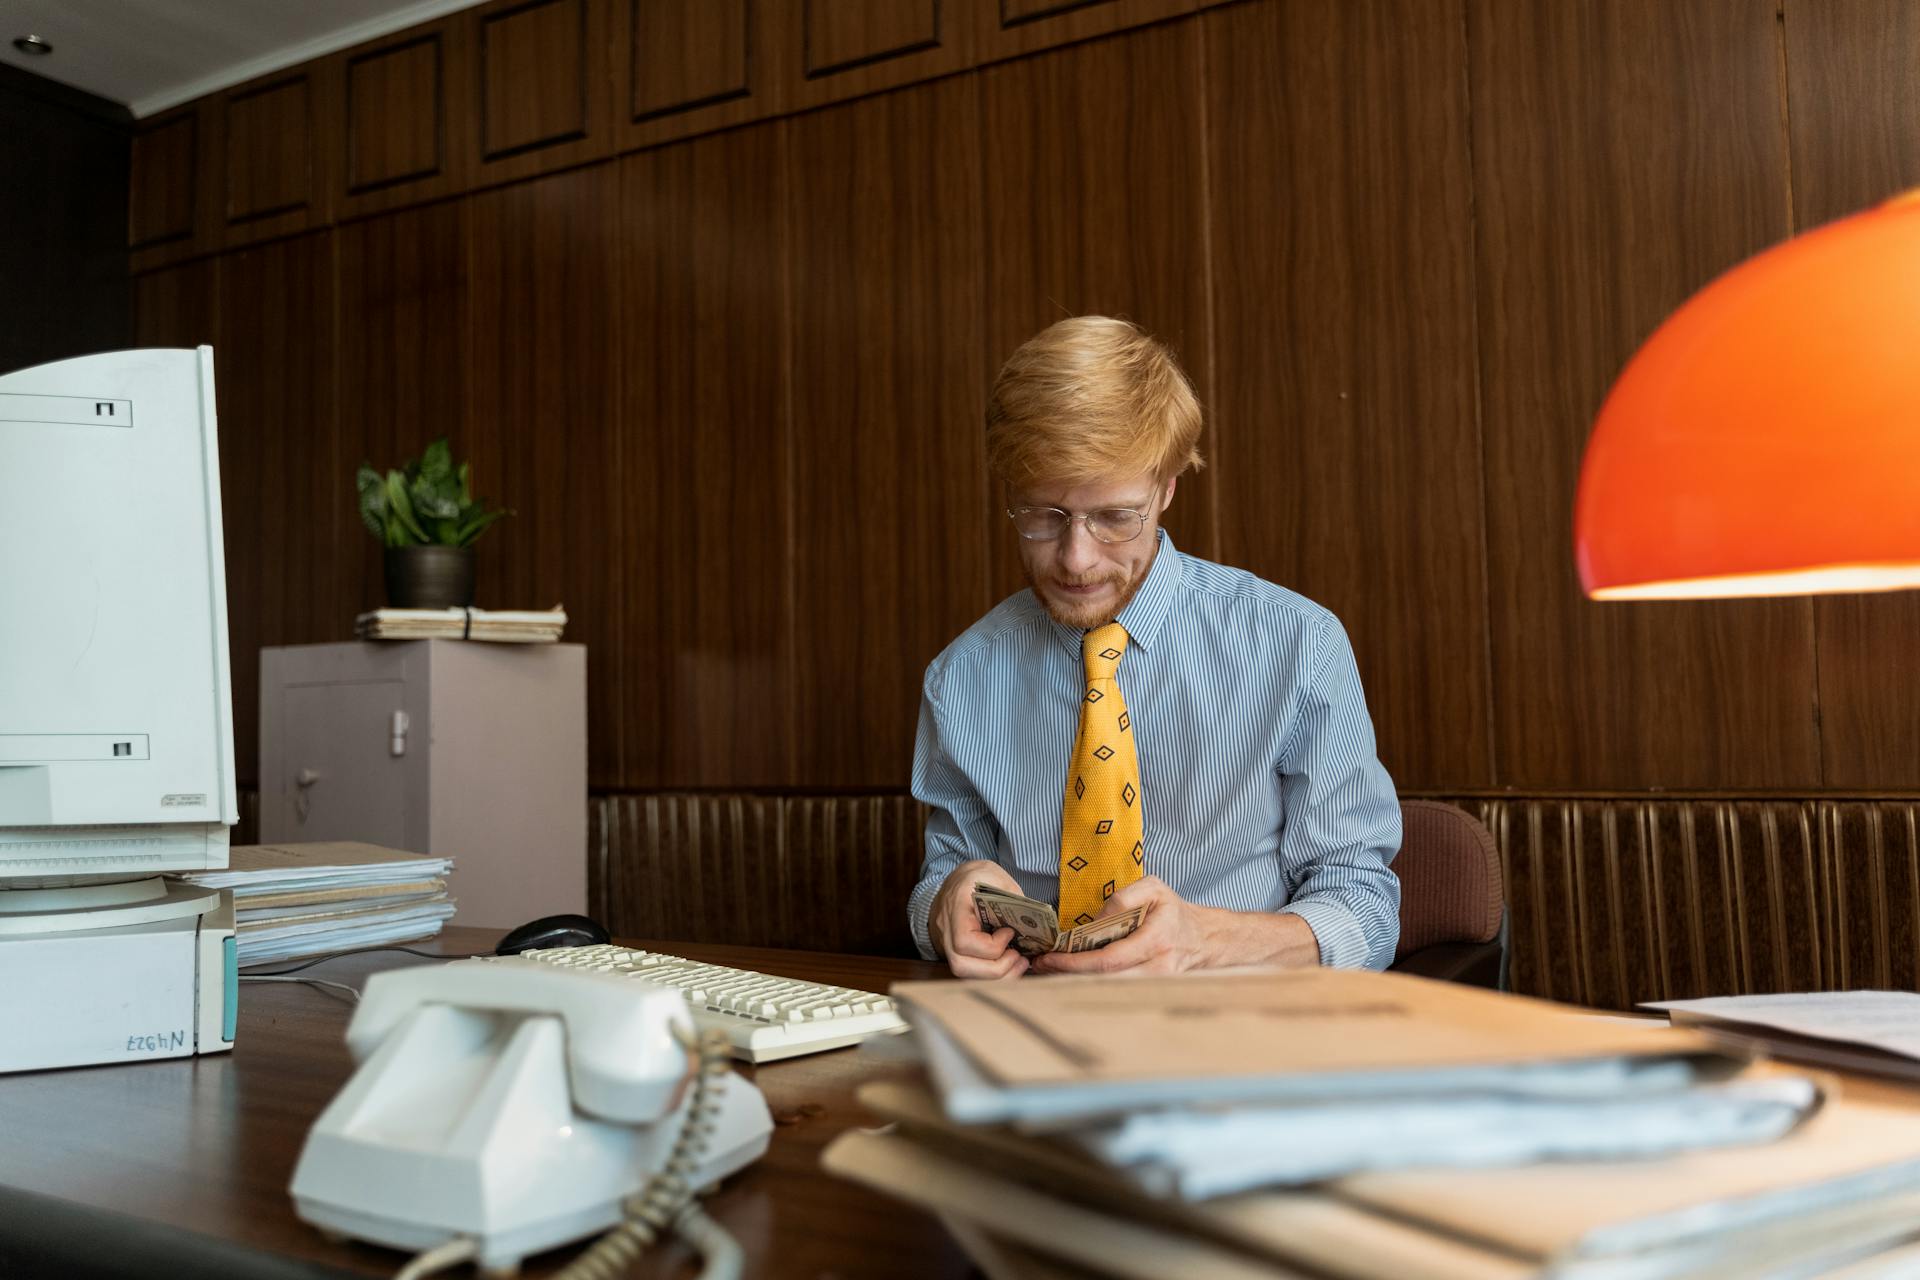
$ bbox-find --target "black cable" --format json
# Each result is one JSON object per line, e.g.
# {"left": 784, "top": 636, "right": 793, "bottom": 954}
{"left": 242, "top": 944, "right": 487, "bottom": 979}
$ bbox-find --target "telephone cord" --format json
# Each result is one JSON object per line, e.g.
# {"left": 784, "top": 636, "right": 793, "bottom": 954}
{"left": 551, "top": 1025, "right": 743, "bottom": 1280}
{"left": 390, "top": 1025, "right": 743, "bottom": 1280}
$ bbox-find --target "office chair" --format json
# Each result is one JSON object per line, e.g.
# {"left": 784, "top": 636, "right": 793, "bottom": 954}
{"left": 1388, "top": 800, "right": 1508, "bottom": 989}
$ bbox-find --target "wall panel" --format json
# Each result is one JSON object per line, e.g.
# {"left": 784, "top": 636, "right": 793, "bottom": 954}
{"left": 1208, "top": 0, "right": 1490, "bottom": 788}
{"left": 333, "top": 19, "right": 477, "bottom": 218}
{"left": 1783, "top": 0, "right": 1920, "bottom": 788}
{"left": 132, "top": 259, "right": 218, "bottom": 352}
{"left": 469, "top": 0, "right": 614, "bottom": 186}
{"left": 130, "top": 103, "right": 220, "bottom": 271}
{"left": 979, "top": 0, "right": 1195, "bottom": 61}
{"left": 219, "top": 67, "right": 336, "bottom": 247}
{"left": 1470, "top": 0, "right": 1819, "bottom": 789}
{"left": 467, "top": 168, "right": 627, "bottom": 787}
{"left": 789, "top": 77, "right": 990, "bottom": 786}
{"left": 616, "top": 126, "right": 793, "bottom": 788}
{"left": 978, "top": 19, "right": 1216, "bottom": 597}
{"left": 790, "top": 0, "right": 975, "bottom": 111}
{"left": 128, "top": 111, "right": 199, "bottom": 250}
{"left": 212, "top": 233, "right": 339, "bottom": 788}
{"left": 616, "top": 0, "right": 790, "bottom": 149}
{"left": 337, "top": 201, "right": 474, "bottom": 618}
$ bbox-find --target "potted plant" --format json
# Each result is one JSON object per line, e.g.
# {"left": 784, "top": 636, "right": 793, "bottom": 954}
{"left": 357, "top": 438, "right": 508, "bottom": 609}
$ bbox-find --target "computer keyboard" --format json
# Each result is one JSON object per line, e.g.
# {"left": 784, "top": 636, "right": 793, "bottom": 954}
{"left": 503, "top": 943, "right": 911, "bottom": 1063}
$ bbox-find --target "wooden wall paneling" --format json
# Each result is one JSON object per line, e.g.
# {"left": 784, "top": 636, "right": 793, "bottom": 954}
{"left": 464, "top": 0, "right": 615, "bottom": 188}
{"left": 1821, "top": 802, "right": 1920, "bottom": 991}
{"left": 467, "top": 167, "right": 627, "bottom": 788}
{"left": 976, "top": 0, "right": 1195, "bottom": 62}
{"left": 1783, "top": 0, "right": 1920, "bottom": 788}
{"left": 1483, "top": 796, "right": 1825, "bottom": 1008}
{"left": 331, "top": 17, "right": 478, "bottom": 219}
{"left": 336, "top": 202, "right": 473, "bottom": 618}
{"left": 130, "top": 102, "right": 221, "bottom": 271}
{"left": 217, "top": 63, "right": 339, "bottom": 247}
{"left": 616, "top": 127, "right": 792, "bottom": 787}
{"left": 1205, "top": 0, "right": 1490, "bottom": 789}
{"left": 615, "top": 0, "right": 792, "bottom": 149}
{"left": 1470, "top": 0, "right": 1818, "bottom": 789}
{"left": 978, "top": 19, "right": 1217, "bottom": 601}
{"left": 211, "top": 233, "right": 339, "bottom": 789}
{"left": 783, "top": 794, "right": 927, "bottom": 954}
{"left": 788, "top": 78, "right": 991, "bottom": 786}
{"left": 788, "top": 0, "right": 977, "bottom": 112}
{"left": 132, "top": 259, "right": 218, "bottom": 352}
{"left": 589, "top": 793, "right": 788, "bottom": 944}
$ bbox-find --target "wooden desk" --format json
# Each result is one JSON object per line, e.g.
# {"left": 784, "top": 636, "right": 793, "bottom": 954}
{"left": 0, "top": 930, "right": 967, "bottom": 1279}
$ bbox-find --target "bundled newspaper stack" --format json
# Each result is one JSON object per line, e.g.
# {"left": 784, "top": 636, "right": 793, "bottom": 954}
{"left": 825, "top": 968, "right": 1920, "bottom": 1278}
{"left": 171, "top": 842, "right": 456, "bottom": 966}
{"left": 355, "top": 605, "right": 567, "bottom": 643}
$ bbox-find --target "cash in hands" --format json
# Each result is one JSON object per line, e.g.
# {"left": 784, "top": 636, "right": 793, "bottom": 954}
{"left": 973, "top": 884, "right": 1146, "bottom": 958}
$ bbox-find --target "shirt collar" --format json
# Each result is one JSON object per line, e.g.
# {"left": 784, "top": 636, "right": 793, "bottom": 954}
{"left": 1047, "top": 529, "right": 1185, "bottom": 658}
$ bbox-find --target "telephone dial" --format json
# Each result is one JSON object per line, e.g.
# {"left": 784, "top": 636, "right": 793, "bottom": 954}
{"left": 289, "top": 958, "right": 773, "bottom": 1275}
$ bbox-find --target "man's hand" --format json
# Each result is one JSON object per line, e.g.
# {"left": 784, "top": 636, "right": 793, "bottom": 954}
{"left": 1029, "top": 875, "right": 1322, "bottom": 976}
{"left": 928, "top": 859, "right": 1031, "bottom": 980}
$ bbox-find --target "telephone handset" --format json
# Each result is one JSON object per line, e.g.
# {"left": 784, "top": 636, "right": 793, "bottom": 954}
{"left": 290, "top": 958, "right": 773, "bottom": 1275}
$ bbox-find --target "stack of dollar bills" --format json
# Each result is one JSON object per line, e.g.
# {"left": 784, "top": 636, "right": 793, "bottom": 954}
{"left": 972, "top": 884, "right": 1144, "bottom": 957}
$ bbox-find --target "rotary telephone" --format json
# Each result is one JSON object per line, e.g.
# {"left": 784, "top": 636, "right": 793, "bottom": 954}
{"left": 289, "top": 958, "right": 773, "bottom": 1275}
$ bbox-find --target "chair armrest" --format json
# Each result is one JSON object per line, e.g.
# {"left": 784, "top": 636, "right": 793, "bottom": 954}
{"left": 1388, "top": 940, "right": 1503, "bottom": 989}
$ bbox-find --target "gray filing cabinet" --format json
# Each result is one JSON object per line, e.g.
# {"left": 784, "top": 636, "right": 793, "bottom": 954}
{"left": 259, "top": 641, "right": 587, "bottom": 928}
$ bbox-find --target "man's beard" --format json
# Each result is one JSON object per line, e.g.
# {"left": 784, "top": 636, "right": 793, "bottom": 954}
{"left": 1025, "top": 558, "right": 1152, "bottom": 630}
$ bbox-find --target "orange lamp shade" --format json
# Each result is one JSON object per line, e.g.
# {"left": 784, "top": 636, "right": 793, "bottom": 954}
{"left": 1575, "top": 191, "right": 1920, "bottom": 600}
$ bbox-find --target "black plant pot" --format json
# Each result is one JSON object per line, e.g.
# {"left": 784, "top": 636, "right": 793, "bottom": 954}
{"left": 384, "top": 545, "right": 476, "bottom": 609}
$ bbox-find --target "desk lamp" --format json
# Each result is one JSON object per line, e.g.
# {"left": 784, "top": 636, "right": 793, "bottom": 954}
{"left": 1576, "top": 190, "right": 1920, "bottom": 601}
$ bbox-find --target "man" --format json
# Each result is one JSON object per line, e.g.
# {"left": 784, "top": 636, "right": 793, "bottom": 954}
{"left": 908, "top": 316, "right": 1401, "bottom": 979}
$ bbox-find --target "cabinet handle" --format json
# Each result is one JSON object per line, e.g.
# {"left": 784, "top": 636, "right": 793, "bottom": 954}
{"left": 294, "top": 767, "right": 320, "bottom": 823}
{"left": 390, "top": 710, "right": 410, "bottom": 758}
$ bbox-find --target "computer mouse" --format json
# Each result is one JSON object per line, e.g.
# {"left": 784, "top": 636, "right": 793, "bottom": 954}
{"left": 495, "top": 913, "right": 612, "bottom": 956}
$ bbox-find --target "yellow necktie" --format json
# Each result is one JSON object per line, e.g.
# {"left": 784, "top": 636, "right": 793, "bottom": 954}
{"left": 1058, "top": 622, "right": 1144, "bottom": 926}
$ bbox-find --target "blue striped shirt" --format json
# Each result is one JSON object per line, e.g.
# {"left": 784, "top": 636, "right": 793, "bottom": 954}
{"left": 908, "top": 532, "right": 1402, "bottom": 969}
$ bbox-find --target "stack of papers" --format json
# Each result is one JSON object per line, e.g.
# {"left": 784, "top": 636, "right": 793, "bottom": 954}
{"left": 354, "top": 605, "right": 566, "bottom": 643}
{"left": 822, "top": 968, "right": 1920, "bottom": 1278}
{"left": 172, "top": 842, "right": 455, "bottom": 965}
{"left": 1647, "top": 991, "right": 1920, "bottom": 1082}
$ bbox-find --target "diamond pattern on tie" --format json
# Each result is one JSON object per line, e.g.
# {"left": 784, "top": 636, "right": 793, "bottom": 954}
{"left": 1057, "top": 622, "right": 1145, "bottom": 930}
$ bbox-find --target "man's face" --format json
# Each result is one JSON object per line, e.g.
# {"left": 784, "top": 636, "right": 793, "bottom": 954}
{"left": 1011, "top": 472, "right": 1176, "bottom": 629}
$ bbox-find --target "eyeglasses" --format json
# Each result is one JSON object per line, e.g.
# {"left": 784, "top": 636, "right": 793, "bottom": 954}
{"left": 1006, "top": 505, "right": 1152, "bottom": 544}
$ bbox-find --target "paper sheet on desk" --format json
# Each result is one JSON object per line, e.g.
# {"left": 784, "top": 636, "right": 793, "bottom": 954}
{"left": 1646, "top": 991, "right": 1920, "bottom": 1060}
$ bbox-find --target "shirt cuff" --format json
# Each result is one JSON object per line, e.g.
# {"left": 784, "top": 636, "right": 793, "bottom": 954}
{"left": 908, "top": 877, "right": 944, "bottom": 961}
{"left": 1279, "top": 897, "right": 1375, "bottom": 970}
